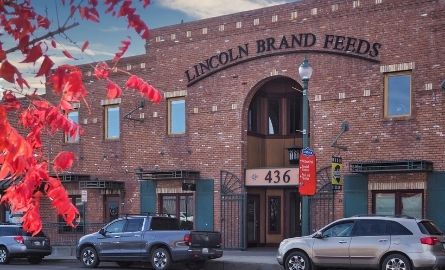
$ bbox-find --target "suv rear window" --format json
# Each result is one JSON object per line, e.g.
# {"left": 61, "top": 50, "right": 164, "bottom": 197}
{"left": 418, "top": 221, "right": 443, "bottom": 235}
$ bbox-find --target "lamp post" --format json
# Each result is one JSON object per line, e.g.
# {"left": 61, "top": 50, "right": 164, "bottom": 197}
{"left": 299, "top": 57, "right": 313, "bottom": 236}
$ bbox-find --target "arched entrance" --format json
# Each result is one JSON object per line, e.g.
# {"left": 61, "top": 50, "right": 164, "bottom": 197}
{"left": 244, "top": 75, "right": 304, "bottom": 246}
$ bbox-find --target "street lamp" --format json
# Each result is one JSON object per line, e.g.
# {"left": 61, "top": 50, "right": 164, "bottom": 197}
{"left": 299, "top": 57, "right": 312, "bottom": 236}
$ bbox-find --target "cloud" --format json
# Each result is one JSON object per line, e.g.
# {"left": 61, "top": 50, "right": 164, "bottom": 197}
{"left": 156, "top": 0, "right": 288, "bottom": 19}
{"left": 100, "top": 26, "right": 128, "bottom": 33}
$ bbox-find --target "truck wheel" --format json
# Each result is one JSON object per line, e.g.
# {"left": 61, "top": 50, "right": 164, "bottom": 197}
{"left": 80, "top": 246, "right": 100, "bottom": 268}
{"left": 285, "top": 250, "right": 312, "bottom": 270}
{"left": 151, "top": 247, "right": 171, "bottom": 270}
{"left": 0, "top": 246, "right": 9, "bottom": 264}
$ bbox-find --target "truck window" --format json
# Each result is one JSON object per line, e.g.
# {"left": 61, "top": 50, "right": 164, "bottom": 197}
{"left": 150, "top": 218, "right": 179, "bottom": 230}
{"left": 125, "top": 218, "right": 144, "bottom": 232}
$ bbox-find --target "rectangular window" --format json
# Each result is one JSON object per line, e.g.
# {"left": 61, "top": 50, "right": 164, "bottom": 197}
{"left": 168, "top": 98, "right": 186, "bottom": 134}
{"left": 253, "top": 18, "right": 259, "bottom": 26}
{"left": 268, "top": 196, "right": 281, "bottom": 234}
{"left": 236, "top": 21, "right": 242, "bottom": 28}
{"left": 289, "top": 95, "right": 300, "bottom": 135}
{"left": 105, "top": 105, "right": 120, "bottom": 139}
{"left": 291, "top": 11, "right": 298, "bottom": 20}
{"left": 160, "top": 194, "right": 194, "bottom": 230}
{"left": 59, "top": 196, "right": 84, "bottom": 233}
{"left": 272, "top": 15, "right": 278, "bottom": 22}
{"left": 65, "top": 110, "right": 79, "bottom": 143}
{"left": 373, "top": 190, "right": 423, "bottom": 218}
{"left": 268, "top": 98, "right": 280, "bottom": 135}
{"left": 385, "top": 73, "right": 411, "bottom": 118}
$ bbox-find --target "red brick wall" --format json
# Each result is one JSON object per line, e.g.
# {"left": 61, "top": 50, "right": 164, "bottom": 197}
{"left": 43, "top": 0, "right": 445, "bottom": 233}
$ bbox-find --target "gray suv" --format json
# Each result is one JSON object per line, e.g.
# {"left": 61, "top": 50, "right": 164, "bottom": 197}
{"left": 0, "top": 224, "right": 52, "bottom": 264}
{"left": 277, "top": 216, "right": 445, "bottom": 270}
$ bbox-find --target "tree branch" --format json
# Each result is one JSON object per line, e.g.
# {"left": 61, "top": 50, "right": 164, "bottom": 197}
{"left": 5, "top": 23, "right": 80, "bottom": 55}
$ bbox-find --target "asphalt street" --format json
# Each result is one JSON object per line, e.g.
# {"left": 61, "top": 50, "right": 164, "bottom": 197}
{"left": 1, "top": 260, "right": 188, "bottom": 270}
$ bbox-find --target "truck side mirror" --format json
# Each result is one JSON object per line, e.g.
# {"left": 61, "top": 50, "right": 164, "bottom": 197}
{"left": 313, "top": 231, "right": 323, "bottom": 239}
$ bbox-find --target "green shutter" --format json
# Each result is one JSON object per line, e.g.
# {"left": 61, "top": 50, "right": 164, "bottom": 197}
{"left": 427, "top": 172, "right": 445, "bottom": 231}
{"left": 195, "top": 179, "right": 214, "bottom": 231}
{"left": 344, "top": 174, "right": 368, "bottom": 217}
{"left": 140, "top": 180, "right": 156, "bottom": 214}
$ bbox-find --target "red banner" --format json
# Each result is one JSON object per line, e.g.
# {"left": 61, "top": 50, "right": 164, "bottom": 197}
{"left": 298, "top": 148, "right": 317, "bottom": 196}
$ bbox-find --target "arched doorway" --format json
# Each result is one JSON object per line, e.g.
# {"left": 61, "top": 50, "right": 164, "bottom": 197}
{"left": 245, "top": 76, "right": 305, "bottom": 246}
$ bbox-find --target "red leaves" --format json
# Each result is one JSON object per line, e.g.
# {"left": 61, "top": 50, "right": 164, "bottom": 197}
{"left": 0, "top": 44, "right": 5, "bottom": 62}
{"left": 94, "top": 62, "right": 109, "bottom": 80}
{"left": 0, "top": 60, "right": 20, "bottom": 83}
{"left": 113, "top": 38, "right": 131, "bottom": 63}
{"left": 62, "top": 50, "right": 75, "bottom": 59}
{"left": 36, "top": 56, "right": 54, "bottom": 77}
{"left": 79, "top": 6, "right": 100, "bottom": 22}
{"left": 1, "top": 91, "right": 21, "bottom": 111}
{"left": 107, "top": 81, "right": 122, "bottom": 99}
{"left": 53, "top": 151, "right": 75, "bottom": 171}
{"left": 37, "top": 15, "right": 50, "bottom": 29}
{"left": 20, "top": 43, "right": 43, "bottom": 63}
{"left": 45, "top": 177, "right": 79, "bottom": 227}
{"left": 49, "top": 65, "right": 87, "bottom": 102}
{"left": 125, "top": 75, "right": 162, "bottom": 103}
{"left": 81, "top": 41, "right": 89, "bottom": 52}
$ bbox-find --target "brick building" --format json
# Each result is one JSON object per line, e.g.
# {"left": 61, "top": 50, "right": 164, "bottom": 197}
{"left": 8, "top": 0, "right": 443, "bottom": 247}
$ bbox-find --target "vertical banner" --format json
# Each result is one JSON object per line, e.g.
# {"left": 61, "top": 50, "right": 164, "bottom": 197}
{"left": 298, "top": 147, "right": 317, "bottom": 195}
{"left": 331, "top": 156, "right": 343, "bottom": 191}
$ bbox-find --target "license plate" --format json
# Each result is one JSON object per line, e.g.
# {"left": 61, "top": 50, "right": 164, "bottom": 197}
{"left": 34, "top": 241, "right": 41, "bottom": 246}
{"left": 202, "top": 248, "right": 208, "bottom": 254}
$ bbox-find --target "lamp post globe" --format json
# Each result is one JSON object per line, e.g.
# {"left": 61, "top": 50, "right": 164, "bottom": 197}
{"left": 299, "top": 57, "right": 313, "bottom": 80}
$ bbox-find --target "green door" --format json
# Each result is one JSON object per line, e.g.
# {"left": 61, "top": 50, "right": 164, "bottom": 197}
{"left": 195, "top": 179, "right": 214, "bottom": 231}
{"left": 140, "top": 180, "right": 156, "bottom": 214}
{"left": 427, "top": 172, "right": 445, "bottom": 231}
{"left": 344, "top": 174, "right": 368, "bottom": 217}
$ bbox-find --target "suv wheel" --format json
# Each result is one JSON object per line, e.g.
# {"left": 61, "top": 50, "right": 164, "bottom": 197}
{"left": 0, "top": 246, "right": 9, "bottom": 264}
{"left": 382, "top": 254, "right": 411, "bottom": 270}
{"left": 151, "top": 247, "right": 171, "bottom": 270}
{"left": 28, "top": 257, "right": 43, "bottom": 264}
{"left": 81, "top": 246, "right": 100, "bottom": 268}
{"left": 285, "top": 250, "right": 312, "bottom": 270}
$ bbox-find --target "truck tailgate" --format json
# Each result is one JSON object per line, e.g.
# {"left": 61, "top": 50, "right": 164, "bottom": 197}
{"left": 190, "top": 231, "right": 221, "bottom": 248}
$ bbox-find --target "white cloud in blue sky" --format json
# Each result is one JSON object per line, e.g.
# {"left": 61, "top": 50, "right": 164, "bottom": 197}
{"left": 156, "top": 0, "right": 289, "bottom": 19}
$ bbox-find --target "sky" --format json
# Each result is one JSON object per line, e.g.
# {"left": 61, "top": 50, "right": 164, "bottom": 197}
{"left": 1, "top": 0, "right": 295, "bottom": 93}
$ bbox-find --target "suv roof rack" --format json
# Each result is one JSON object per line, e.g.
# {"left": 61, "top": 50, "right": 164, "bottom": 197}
{"left": 120, "top": 212, "right": 178, "bottom": 218}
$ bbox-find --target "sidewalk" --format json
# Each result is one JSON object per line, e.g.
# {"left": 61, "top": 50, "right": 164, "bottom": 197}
{"left": 46, "top": 246, "right": 282, "bottom": 270}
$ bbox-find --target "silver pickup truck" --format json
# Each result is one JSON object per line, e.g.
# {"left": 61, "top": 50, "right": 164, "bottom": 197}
{"left": 76, "top": 215, "right": 222, "bottom": 269}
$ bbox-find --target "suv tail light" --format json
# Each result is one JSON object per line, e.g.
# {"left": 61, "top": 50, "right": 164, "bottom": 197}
{"left": 14, "top": 236, "right": 24, "bottom": 244}
{"left": 420, "top": 237, "right": 439, "bottom": 245}
{"left": 184, "top": 234, "right": 191, "bottom": 246}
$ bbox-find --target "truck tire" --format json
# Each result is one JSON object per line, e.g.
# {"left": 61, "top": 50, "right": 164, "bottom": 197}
{"left": 80, "top": 246, "right": 100, "bottom": 268}
{"left": 151, "top": 247, "right": 171, "bottom": 270}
